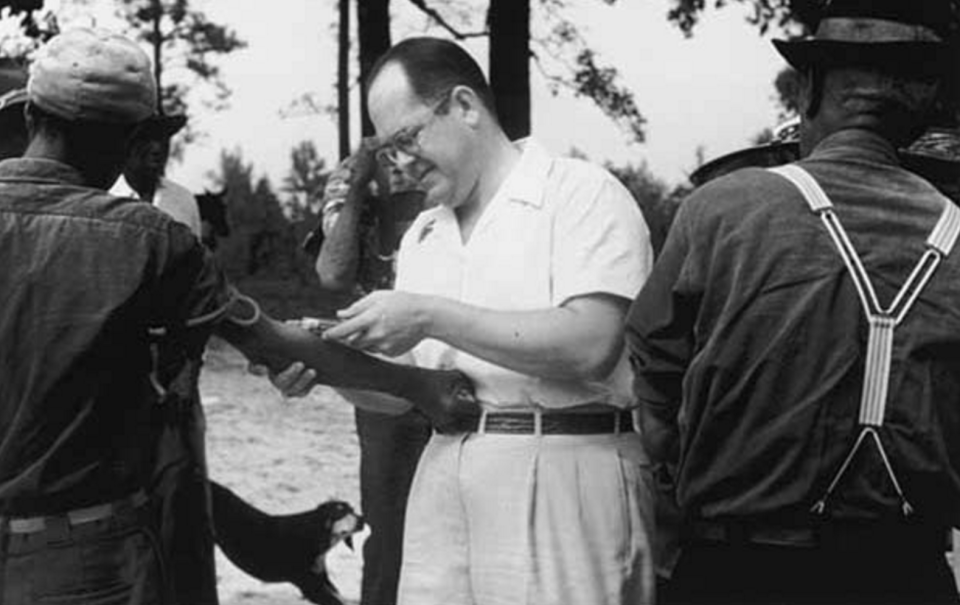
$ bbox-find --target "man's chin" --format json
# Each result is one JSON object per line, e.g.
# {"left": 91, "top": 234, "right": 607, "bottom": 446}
{"left": 422, "top": 183, "right": 451, "bottom": 209}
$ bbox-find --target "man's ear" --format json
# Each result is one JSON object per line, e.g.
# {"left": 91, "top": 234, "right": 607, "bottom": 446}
{"left": 450, "top": 85, "right": 483, "bottom": 128}
{"left": 798, "top": 67, "right": 822, "bottom": 119}
{"left": 23, "top": 100, "right": 39, "bottom": 137}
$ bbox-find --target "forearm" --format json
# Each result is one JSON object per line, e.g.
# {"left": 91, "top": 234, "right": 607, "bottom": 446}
{"left": 640, "top": 398, "right": 683, "bottom": 579}
{"left": 315, "top": 192, "right": 365, "bottom": 292}
{"left": 216, "top": 304, "right": 475, "bottom": 428}
{"left": 423, "top": 296, "right": 626, "bottom": 382}
{"left": 217, "top": 312, "right": 424, "bottom": 399}
{"left": 334, "top": 388, "right": 414, "bottom": 415}
{"left": 638, "top": 400, "right": 680, "bottom": 468}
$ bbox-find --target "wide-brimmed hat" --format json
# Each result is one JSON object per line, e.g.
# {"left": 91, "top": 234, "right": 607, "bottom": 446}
{"left": 138, "top": 113, "right": 187, "bottom": 139}
{"left": 773, "top": 0, "right": 958, "bottom": 74}
{"left": 28, "top": 28, "right": 156, "bottom": 124}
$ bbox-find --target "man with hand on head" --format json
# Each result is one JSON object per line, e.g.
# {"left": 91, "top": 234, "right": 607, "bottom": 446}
{"left": 627, "top": 1, "right": 960, "bottom": 603}
{"left": 296, "top": 36, "right": 656, "bottom": 605}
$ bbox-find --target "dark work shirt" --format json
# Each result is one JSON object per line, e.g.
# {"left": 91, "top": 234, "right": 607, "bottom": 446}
{"left": 0, "top": 158, "right": 231, "bottom": 515}
{"left": 626, "top": 129, "right": 960, "bottom": 525}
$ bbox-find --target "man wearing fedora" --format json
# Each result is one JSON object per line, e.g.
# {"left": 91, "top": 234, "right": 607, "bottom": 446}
{"left": 627, "top": 0, "right": 960, "bottom": 603}
{"left": 113, "top": 112, "right": 202, "bottom": 237}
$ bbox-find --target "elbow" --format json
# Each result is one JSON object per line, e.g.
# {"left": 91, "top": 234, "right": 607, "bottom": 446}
{"left": 316, "top": 274, "right": 353, "bottom": 294}
{"left": 568, "top": 341, "right": 624, "bottom": 382}
{"left": 315, "top": 263, "right": 355, "bottom": 294}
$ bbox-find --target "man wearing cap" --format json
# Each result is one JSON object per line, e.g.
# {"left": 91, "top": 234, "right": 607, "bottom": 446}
{"left": 0, "top": 28, "right": 212, "bottom": 604}
{"left": 626, "top": 0, "right": 960, "bottom": 603}
{"left": 0, "top": 81, "right": 287, "bottom": 604}
{"left": 0, "top": 28, "right": 478, "bottom": 605}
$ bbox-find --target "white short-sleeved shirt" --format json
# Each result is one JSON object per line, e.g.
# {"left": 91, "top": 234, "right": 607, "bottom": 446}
{"left": 111, "top": 176, "right": 203, "bottom": 238}
{"left": 395, "top": 138, "right": 653, "bottom": 410}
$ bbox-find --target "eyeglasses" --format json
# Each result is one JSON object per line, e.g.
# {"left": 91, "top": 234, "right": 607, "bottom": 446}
{"left": 375, "top": 90, "right": 453, "bottom": 166}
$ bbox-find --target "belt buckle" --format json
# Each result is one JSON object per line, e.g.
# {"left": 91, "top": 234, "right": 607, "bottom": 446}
{"left": 8, "top": 516, "right": 46, "bottom": 534}
{"left": 68, "top": 502, "right": 115, "bottom": 526}
{"left": 4, "top": 491, "right": 146, "bottom": 535}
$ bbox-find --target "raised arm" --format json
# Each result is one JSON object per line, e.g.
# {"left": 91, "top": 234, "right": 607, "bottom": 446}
{"left": 314, "top": 141, "right": 379, "bottom": 293}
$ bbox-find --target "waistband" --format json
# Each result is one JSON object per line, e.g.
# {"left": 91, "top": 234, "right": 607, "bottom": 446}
{"left": 686, "top": 516, "right": 949, "bottom": 550}
{"left": 446, "top": 409, "right": 635, "bottom": 435}
{"left": 0, "top": 490, "right": 148, "bottom": 535}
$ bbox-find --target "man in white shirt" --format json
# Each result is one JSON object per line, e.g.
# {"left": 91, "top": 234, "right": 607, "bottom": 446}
{"left": 319, "top": 37, "right": 656, "bottom": 605}
{"left": 112, "top": 113, "right": 202, "bottom": 237}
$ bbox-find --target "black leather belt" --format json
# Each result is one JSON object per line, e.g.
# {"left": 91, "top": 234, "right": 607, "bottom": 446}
{"left": 447, "top": 410, "right": 635, "bottom": 435}
{"left": 0, "top": 491, "right": 148, "bottom": 535}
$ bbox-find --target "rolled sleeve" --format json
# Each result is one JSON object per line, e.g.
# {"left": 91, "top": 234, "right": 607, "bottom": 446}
{"left": 152, "top": 221, "right": 233, "bottom": 331}
{"left": 321, "top": 198, "right": 344, "bottom": 237}
{"left": 551, "top": 173, "right": 653, "bottom": 307}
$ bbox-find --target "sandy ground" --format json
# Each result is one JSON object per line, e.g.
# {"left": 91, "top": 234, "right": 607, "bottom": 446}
{"left": 201, "top": 340, "right": 366, "bottom": 605}
{"left": 197, "top": 339, "right": 960, "bottom": 604}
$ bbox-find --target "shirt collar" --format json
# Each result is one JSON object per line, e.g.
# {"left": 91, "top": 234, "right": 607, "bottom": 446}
{"left": 809, "top": 128, "right": 900, "bottom": 166}
{"left": 0, "top": 157, "right": 88, "bottom": 187}
{"left": 497, "top": 137, "right": 553, "bottom": 209}
{"left": 419, "top": 137, "right": 555, "bottom": 238}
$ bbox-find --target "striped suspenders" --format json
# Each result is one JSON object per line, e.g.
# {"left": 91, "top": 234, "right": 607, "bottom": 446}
{"left": 769, "top": 164, "right": 960, "bottom": 517}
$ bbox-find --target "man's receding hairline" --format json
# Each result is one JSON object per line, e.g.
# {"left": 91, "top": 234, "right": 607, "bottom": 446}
{"left": 370, "top": 60, "right": 441, "bottom": 107}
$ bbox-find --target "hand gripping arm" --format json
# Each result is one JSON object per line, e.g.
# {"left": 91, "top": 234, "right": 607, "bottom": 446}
{"left": 215, "top": 292, "right": 478, "bottom": 432}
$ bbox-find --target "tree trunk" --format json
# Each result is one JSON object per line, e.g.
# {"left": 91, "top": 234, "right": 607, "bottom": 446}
{"left": 488, "top": 0, "right": 530, "bottom": 140}
{"left": 337, "top": 0, "right": 351, "bottom": 160}
{"left": 358, "top": 0, "right": 391, "bottom": 137}
{"left": 152, "top": 0, "right": 163, "bottom": 114}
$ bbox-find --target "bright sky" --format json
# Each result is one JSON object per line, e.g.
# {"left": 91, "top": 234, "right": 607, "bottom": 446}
{"left": 7, "top": 0, "right": 792, "bottom": 190}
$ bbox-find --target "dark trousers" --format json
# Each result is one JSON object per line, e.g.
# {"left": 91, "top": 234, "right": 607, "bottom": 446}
{"left": 0, "top": 506, "right": 164, "bottom": 605}
{"left": 355, "top": 408, "right": 432, "bottom": 605}
{"left": 150, "top": 379, "right": 218, "bottom": 605}
{"left": 663, "top": 525, "right": 959, "bottom": 605}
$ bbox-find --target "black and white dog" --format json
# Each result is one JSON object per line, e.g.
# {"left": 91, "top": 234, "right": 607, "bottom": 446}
{"left": 210, "top": 481, "right": 365, "bottom": 605}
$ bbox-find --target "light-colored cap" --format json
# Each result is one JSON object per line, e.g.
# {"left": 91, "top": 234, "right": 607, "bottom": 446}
{"left": 28, "top": 28, "right": 157, "bottom": 124}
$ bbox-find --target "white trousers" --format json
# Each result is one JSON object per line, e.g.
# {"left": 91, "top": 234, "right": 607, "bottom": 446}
{"left": 397, "top": 430, "right": 655, "bottom": 605}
